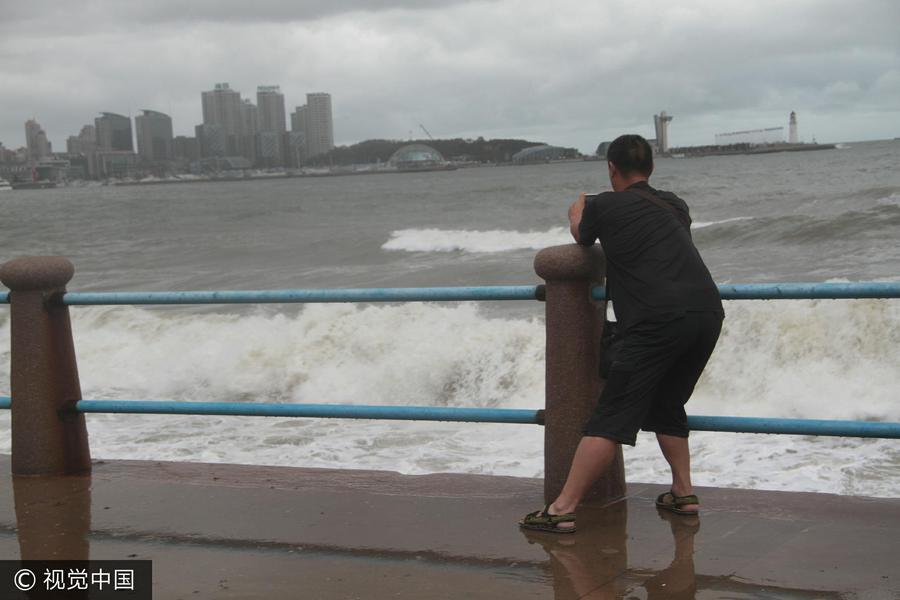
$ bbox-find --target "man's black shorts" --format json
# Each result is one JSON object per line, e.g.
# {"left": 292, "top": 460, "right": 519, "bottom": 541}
{"left": 583, "top": 311, "right": 723, "bottom": 445}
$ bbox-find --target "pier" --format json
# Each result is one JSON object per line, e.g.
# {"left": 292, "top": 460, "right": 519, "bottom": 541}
{"left": 0, "top": 251, "right": 898, "bottom": 598}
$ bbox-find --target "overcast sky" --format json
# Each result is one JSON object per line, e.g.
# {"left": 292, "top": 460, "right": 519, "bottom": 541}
{"left": 1, "top": 0, "right": 898, "bottom": 153}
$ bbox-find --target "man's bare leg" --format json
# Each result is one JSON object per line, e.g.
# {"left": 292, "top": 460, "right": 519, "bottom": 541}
{"left": 656, "top": 433, "right": 699, "bottom": 512}
{"left": 546, "top": 436, "right": 619, "bottom": 527}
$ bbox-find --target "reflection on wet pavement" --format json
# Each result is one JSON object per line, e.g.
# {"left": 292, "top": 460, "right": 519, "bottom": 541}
{"left": 0, "top": 456, "right": 896, "bottom": 599}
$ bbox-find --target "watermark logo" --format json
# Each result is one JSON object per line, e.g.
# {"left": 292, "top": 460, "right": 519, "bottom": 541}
{"left": 2, "top": 560, "right": 151, "bottom": 598}
{"left": 13, "top": 568, "right": 35, "bottom": 591}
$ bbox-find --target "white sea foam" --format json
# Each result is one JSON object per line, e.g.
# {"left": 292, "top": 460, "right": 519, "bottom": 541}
{"left": 383, "top": 220, "right": 755, "bottom": 253}
{"left": 382, "top": 227, "right": 572, "bottom": 253}
{"left": 875, "top": 192, "right": 900, "bottom": 206}
{"left": 691, "top": 216, "right": 754, "bottom": 229}
{"left": 0, "top": 299, "right": 897, "bottom": 496}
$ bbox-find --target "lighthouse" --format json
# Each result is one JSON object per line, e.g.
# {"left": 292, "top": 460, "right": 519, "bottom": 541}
{"left": 789, "top": 111, "right": 799, "bottom": 144}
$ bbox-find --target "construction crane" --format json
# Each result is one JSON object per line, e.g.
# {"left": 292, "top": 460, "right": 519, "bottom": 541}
{"left": 419, "top": 124, "right": 434, "bottom": 140}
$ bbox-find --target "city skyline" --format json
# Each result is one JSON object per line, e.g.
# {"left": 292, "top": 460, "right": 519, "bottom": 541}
{"left": 0, "top": 82, "right": 336, "bottom": 180}
{"left": 0, "top": 82, "right": 334, "bottom": 166}
{"left": 1, "top": 1, "right": 898, "bottom": 152}
{"left": 3, "top": 82, "right": 336, "bottom": 164}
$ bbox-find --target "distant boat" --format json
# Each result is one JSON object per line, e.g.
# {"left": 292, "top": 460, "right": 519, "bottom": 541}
{"left": 0, "top": 178, "right": 13, "bottom": 191}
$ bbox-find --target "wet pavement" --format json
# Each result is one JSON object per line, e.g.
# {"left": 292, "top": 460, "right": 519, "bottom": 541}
{"left": 0, "top": 454, "right": 897, "bottom": 599}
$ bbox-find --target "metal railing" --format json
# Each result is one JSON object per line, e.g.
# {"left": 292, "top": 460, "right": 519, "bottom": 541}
{"left": 58, "top": 285, "right": 543, "bottom": 305}
{"left": 1, "top": 281, "right": 899, "bottom": 441}
{"left": 3, "top": 281, "right": 900, "bottom": 306}
{"left": 1, "top": 397, "right": 897, "bottom": 439}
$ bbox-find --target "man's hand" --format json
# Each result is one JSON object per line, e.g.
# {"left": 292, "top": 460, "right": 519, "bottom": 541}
{"left": 568, "top": 193, "right": 587, "bottom": 243}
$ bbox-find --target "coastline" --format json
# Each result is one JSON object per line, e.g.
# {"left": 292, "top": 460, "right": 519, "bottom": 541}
{"left": 0, "top": 144, "right": 855, "bottom": 190}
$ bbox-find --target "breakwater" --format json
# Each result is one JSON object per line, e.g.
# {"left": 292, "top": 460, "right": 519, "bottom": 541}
{"left": 668, "top": 142, "right": 836, "bottom": 158}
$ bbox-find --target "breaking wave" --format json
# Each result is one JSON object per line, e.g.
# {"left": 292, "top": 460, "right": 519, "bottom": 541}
{"left": 0, "top": 298, "right": 897, "bottom": 497}
{"left": 382, "top": 218, "right": 755, "bottom": 253}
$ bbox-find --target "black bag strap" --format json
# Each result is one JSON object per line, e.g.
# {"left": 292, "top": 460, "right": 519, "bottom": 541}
{"left": 629, "top": 186, "right": 691, "bottom": 229}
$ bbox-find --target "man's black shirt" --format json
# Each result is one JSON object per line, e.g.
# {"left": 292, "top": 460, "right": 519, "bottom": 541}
{"left": 578, "top": 181, "right": 723, "bottom": 331}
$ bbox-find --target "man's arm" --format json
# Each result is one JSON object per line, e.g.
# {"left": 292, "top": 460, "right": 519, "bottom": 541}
{"left": 568, "top": 193, "right": 587, "bottom": 243}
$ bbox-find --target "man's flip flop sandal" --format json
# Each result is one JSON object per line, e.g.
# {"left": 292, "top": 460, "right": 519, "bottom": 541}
{"left": 655, "top": 491, "right": 700, "bottom": 516}
{"left": 519, "top": 505, "right": 577, "bottom": 533}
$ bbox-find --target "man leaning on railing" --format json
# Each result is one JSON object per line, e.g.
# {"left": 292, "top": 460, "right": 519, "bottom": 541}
{"left": 521, "top": 134, "right": 724, "bottom": 533}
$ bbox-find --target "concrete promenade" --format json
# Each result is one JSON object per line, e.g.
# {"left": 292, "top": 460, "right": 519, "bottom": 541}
{"left": 0, "top": 454, "right": 896, "bottom": 599}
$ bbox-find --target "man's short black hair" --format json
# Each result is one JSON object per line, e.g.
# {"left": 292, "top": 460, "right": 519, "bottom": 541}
{"left": 606, "top": 134, "right": 653, "bottom": 177}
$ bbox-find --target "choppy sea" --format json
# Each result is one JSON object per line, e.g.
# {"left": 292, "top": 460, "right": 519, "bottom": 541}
{"left": 1, "top": 139, "right": 898, "bottom": 497}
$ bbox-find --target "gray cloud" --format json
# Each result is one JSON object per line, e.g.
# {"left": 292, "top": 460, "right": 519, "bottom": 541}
{"left": 1, "top": 0, "right": 480, "bottom": 29}
{"left": 1, "top": 0, "right": 898, "bottom": 153}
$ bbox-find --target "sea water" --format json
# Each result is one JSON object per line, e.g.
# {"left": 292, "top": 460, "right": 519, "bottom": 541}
{"left": 0, "top": 140, "right": 898, "bottom": 497}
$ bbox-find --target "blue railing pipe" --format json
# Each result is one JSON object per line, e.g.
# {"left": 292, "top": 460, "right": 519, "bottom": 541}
{"left": 72, "top": 399, "right": 543, "bottom": 425}
{"left": 1, "top": 396, "right": 897, "bottom": 439}
{"left": 588, "top": 282, "right": 900, "bottom": 302}
{"left": 3, "top": 282, "right": 900, "bottom": 306}
{"left": 687, "top": 415, "right": 900, "bottom": 439}
{"left": 60, "top": 286, "right": 543, "bottom": 306}
{"left": 715, "top": 282, "right": 900, "bottom": 300}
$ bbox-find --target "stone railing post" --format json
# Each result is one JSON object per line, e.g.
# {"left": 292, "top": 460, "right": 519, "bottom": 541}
{"left": 14, "top": 475, "right": 91, "bottom": 559}
{"left": 0, "top": 256, "right": 91, "bottom": 476}
{"left": 534, "top": 244, "right": 625, "bottom": 504}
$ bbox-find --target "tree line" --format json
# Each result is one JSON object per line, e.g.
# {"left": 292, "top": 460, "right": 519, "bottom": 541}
{"left": 305, "top": 137, "right": 582, "bottom": 166}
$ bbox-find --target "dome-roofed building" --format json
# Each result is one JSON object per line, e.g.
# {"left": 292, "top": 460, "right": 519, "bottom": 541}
{"left": 511, "top": 144, "right": 568, "bottom": 163}
{"left": 389, "top": 143, "right": 446, "bottom": 170}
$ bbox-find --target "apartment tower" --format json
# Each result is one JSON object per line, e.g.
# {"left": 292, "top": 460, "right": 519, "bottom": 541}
{"left": 255, "top": 86, "right": 287, "bottom": 166}
{"left": 135, "top": 110, "right": 174, "bottom": 161}
{"left": 304, "top": 93, "right": 334, "bottom": 159}
{"left": 95, "top": 113, "right": 134, "bottom": 152}
{"left": 201, "top": 83, "right": 243, "bottom": 156}
{"left": 24, "top": 119, "right": 52, "bottom": 161}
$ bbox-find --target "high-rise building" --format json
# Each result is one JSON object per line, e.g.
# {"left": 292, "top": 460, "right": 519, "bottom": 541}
{"left": 305, "top": 93, "right": 334, "bottom": 159}
{"left": 25, "top": 119, "right": 52, "bottom": 161}
{"left": 257, "top": 86, "right": 286, "bottom": 133}
{"left": 257, "top": 86, "right": 286, "bottom": 166}
{"left": 65, "top": 135, "right": 80, "bottom": 155}
{"left": 95, "top": 113, "right": 134, "bottom": 152}
{"left": 653, "top": 111, "right": 673, "bottom": 154}
{"left": 286, "top": 131, "right": 306, "bottom": 167}
{"left": 135, "top": 110, "right": 174, "bottom": 161}
{"left": 291, "top": 105, "right": 308, "bottom": 135}
{"left": 201, "top": 83, "right": 243, "bottom": 156}
{"left": 0, "top": 142, "right": 16, "bottom": 164}
{"left": 173, "top": 136, "right": 200, "bottom": 162}
{"left": 86, "top": 116, "right": 138, "bottom": 178}
{"left": 290, "top": 105, "right": 308, "bottom": 166}
{"left": 257, "top": 131, "right": 282, "bottom": 166}
{"left": 240, "top": 99, "right": 259, "bottom": 163}
{"left": 67, "top": 125, "right": 97, "bottom": 155}
{"left": 789, "top": 111, "right": 799, "bottom": 144}
{"left": 241, "top": 99, "right": 259, "bottom": 134}
{"left": 195, "top": 124, "right": 226, "bottom": 158}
